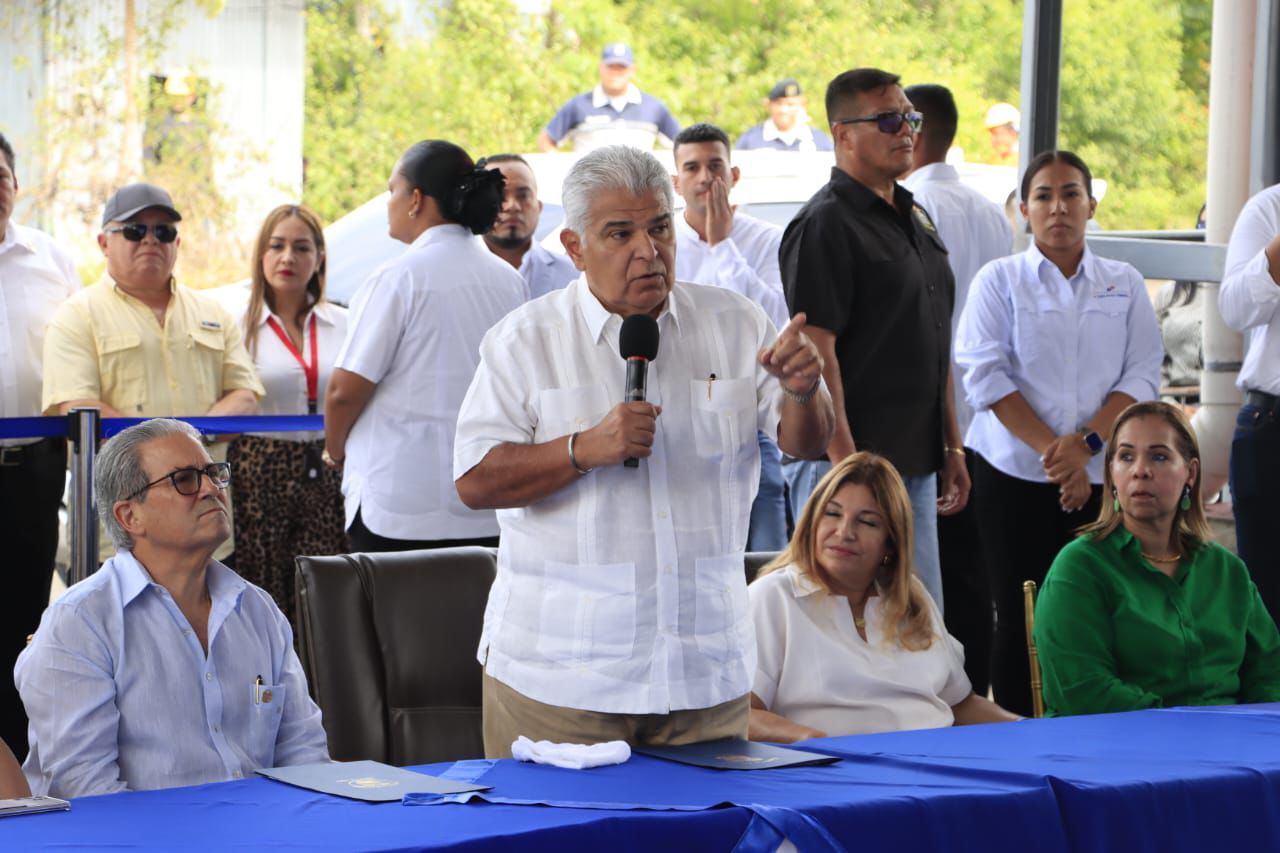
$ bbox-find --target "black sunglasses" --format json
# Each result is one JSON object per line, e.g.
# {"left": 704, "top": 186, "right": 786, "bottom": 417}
{"left": 105, "top": 222, "right": 179, "bottom": 243}
{"left": 126, "top": 462, "right": 231, "bottom": 501}
{"left": 832, "top": 111, "right": 924, "bottom": 135}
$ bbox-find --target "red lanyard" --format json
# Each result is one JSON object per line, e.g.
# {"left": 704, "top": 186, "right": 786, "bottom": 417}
{"left": 265, "top": 314, "right": 319, "bottom": 414}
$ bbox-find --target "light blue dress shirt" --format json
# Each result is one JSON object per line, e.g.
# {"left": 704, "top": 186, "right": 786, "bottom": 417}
{"left": 955, "top": 243, "right": 1162, "bottom": 484}
{"left": 16, "top": 551, "right": 329, "bottom": 798}
{"left": 520, "top": 243, "right": 579, "bottom": 301}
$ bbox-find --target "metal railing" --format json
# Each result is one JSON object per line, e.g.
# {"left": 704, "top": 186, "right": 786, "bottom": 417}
{"left": 0, "top": 412, "right": 324, "bottom": 585}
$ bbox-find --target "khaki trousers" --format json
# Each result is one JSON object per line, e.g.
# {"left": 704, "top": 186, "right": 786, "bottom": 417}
{"left": 482, "top": 671, "right": 749, "bottom": 758}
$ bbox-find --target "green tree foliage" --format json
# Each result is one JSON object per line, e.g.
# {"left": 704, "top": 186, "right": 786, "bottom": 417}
{"left": 303, "top": 0, "right": 1209, "bottom": 230}
{"left": 7, "top": 0, "right": 251, "bottom": 287}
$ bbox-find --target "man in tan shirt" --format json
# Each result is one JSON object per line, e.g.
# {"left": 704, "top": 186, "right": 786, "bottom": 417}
{"left": 42, "top": 183, "right": 263, "bottom": 563}
{"left": 42, "top": 183, "right": 262, "bottom": 418}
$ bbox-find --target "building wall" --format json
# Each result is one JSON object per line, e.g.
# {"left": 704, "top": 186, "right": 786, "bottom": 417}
{"left": 0, "top": 1, "right": 304, "bottom": 253}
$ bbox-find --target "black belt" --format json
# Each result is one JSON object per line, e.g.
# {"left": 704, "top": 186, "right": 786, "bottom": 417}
{"left": 1245, "top": 390, "right": 1280, "bottom": 416}
{"left": 0, "top": 436, "right": 63, "bottom": 467}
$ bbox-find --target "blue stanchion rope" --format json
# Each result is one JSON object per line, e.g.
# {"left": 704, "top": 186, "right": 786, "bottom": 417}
{"left": 0, "top": 414, "right": 325, "bottom": 441}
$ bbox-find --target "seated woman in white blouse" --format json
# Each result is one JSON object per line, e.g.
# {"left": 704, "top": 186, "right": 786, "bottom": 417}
{"left": 749, "top": 453, "right": 1018, "bottom": 741}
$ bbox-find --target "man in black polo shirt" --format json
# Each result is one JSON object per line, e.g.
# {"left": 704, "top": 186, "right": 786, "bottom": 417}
{"left": 780, "top": 67, "right": 969, "bottom": 612}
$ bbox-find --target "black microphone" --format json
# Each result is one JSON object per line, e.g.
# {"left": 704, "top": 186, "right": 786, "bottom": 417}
{"left": 618, "top": 314, "right": 660, "bottom": 468}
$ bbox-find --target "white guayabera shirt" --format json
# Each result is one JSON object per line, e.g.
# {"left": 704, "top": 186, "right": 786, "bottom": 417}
{"left": 455, "top": 276, "right": 786, "bottom": 714}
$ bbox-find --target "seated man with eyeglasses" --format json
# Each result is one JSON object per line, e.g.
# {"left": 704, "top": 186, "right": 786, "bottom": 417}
{"left": 16, "top": 418, "right": 329, "bottom": 798}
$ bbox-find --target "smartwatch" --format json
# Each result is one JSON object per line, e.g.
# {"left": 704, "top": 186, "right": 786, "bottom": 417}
{"left": 1081, "top": 429, "right": 1104, "bottom": 455}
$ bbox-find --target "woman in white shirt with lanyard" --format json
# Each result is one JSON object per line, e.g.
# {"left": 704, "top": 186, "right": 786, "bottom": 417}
{"left": 954, "top": 150, "right": 1162, "bottom": 717}
{"left": 749, "top": 452, "right": 1018, "bottom": 741}
{"left": 227, "top": 204, "right": 348, "bottom": 628}
{"left": 323, "top": 139, "right": 524, "bottom": 552}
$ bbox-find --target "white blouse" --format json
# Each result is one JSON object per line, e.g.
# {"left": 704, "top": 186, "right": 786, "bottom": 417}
{"left": 238, "top": 301, "right": 348, "bottom": 442}
{"left": 337, "top": 223, "right": 525, "bottom": 541}
{"left": 955, "top": 244, "right": 1162, "bottom": 483}
{"left": 750, "top": 563, "right": 971, "bottom": 736}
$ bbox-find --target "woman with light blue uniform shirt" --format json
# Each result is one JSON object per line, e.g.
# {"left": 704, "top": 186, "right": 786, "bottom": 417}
{"left": 954, "top": 150, "right": 1162, "bottom": 717}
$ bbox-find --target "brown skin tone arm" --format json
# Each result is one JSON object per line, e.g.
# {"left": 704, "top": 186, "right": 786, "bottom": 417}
{"left": 58, "top": 399, "right": 127, "bottom": 418}
{"left": 1041, "top": 391, "right": 1137, "bottom": 481}
{"left": 763, "top": 314, "right": 835, "bottom": 460}
{"left": 804, "top": 326, "right": 856, "bottom": 464}
{"left": 536, "top": 131, "right": 559, "bottom": 152}
{"left": 748, "top": 693, "right": 827, "bottom": 743}
{"left": 322, "top": 368, "right": 378, "bottom": 464}
{"left": 205, "top": 388, "right": 257, "bottom": 417}
{"left": 990, "top": 390, "right": 1058, "bottom": 457}
{"left": 456, "top": 401, "right": 661, "bottom": 510}
{"left": 1267, "top": 234, "right": 1280, "bottom": 286}
{"left": 0, "top": 737, "right": 30, "bottom": 798}
{"left": 937, "top": 367, "right": 971, "bottom": 515}
{"left": 951, "top": 692, "right": 1022, "bottom": 725}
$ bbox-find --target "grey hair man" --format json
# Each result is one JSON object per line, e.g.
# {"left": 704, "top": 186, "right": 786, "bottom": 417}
{"left": 16, "top": 418, "right": 328, "bottom": 798}
{"left": 454, "top": 145, "right": 834, "bottom": 756}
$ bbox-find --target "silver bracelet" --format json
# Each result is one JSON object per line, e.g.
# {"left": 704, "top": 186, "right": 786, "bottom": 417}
{"left": 567, "top": 431, "right": 592, "bottom": 475}
{"left": 782, "top": 379, "right": 822, "bottom": 404}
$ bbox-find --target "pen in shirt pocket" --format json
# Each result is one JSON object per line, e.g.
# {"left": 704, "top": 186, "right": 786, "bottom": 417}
{"left": 252, "top": 674, "right": 273, "bottom": 705}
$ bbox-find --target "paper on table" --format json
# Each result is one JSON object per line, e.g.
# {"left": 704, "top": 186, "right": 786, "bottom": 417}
{"left": 0, "top": 796, "right": 71, "bottom": 817}
{"left": 634, "top": 738, "right": 840, "bottom": 771}
{"left": 257, "top": 760, "right": 491, "bottom": 802}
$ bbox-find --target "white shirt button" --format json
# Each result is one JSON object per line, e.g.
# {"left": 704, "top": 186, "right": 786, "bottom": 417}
{"left": 205, "top": 672, "right": 213, "bottom": 681}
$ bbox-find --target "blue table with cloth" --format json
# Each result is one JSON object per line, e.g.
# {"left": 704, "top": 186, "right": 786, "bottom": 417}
{"left": 6, "top": 705, "right": 1280, "bottom": 851}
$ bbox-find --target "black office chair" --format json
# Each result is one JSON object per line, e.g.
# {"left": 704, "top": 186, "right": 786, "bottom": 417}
{"left": 745, "top": 551, "right": 780, "bottom": 584}
{"left": 295, "top": 547, "right": 497, "bottom": 765}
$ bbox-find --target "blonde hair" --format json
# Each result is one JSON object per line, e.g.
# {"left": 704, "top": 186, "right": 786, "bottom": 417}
{"left": 244, "top": 204, "right": 327, "bottom": 357}
{"left": 760, "top": 452, "right": 935, "bottom": 650}
{"left": 1078, "top": 400, "right": 1212, "bottom": 548}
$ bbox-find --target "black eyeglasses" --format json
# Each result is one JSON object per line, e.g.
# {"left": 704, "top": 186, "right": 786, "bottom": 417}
{"left": 126, "top": 462, "right": 231, "bottom": 500}
{"left": 105, "top": 223, "right": 179, "bottom": 243}
{"left": 833, "top": 111, "right": 924, "bottom": 135}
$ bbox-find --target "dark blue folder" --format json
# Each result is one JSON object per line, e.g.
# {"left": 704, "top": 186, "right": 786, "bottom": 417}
{"left": 634, "top": 738, "right": 840, "bottom": 770}
{"left": 257, "top": 760, "right": 491, "bottom": 802}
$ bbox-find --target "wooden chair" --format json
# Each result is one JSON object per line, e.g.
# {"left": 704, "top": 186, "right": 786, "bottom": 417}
{"left": 1023, "top": 579, "right": 1045, "bottom": 718}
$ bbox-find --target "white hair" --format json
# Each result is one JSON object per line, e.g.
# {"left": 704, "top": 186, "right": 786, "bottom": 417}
{"left": 95, "top": 418, "right": 203, "bottom": 550}
{"left": 561, "top": 146, "right": 673, "bottom": 241}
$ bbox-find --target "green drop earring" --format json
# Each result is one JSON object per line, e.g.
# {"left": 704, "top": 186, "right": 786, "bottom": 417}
{"left": 1180, "top": 485, "right": 1192, "bottom": 511}
{"left": 1112, "top": 489, "right": 1120, "bottom": 512}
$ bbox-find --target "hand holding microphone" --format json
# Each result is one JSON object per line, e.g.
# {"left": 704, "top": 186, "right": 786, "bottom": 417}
{"left": 569, "top": 314, "right": 663, "bottom": 472}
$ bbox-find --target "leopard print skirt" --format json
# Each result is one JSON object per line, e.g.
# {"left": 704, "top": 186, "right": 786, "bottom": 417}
{"left": 228, "top": 434, "right": 347, "bottom": 629}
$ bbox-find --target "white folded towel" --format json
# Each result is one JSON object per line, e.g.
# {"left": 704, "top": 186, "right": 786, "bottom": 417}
{"left": 510, "top": 736, "right": 631, "bottom": 770}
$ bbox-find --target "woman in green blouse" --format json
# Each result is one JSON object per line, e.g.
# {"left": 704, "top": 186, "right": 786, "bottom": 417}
{"left": 1035, "top": 400, "right": 1280, "bottom": 715}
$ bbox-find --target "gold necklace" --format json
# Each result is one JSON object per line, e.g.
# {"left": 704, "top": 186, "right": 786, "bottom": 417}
{"left": 854, "top": 616, "right": 866, "bottom": 628}
{"left": 1141, "top": 550, "right": 1182, "bottom": 563}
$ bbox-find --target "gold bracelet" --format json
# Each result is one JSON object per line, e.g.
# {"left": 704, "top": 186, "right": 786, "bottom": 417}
{"left": 944, "top": 446, "right": 966, "bottom": 456}
{"left": 567, "top": 431, "right": 592, "bottom": 475}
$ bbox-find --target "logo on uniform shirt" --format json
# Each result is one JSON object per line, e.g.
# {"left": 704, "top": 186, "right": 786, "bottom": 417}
{"left": 911, "top": 204, "right": 939, "bottom": 235}
{"left": 199, "top": 319, "right": 223, "bottom": 330}
{"left": 1092, "top": 283, "right": 1128, "bottom": 299}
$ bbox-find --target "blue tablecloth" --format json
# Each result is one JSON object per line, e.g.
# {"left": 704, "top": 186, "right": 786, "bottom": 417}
{"left": 5, "top": 705, "right": 1280, "bottom": 852}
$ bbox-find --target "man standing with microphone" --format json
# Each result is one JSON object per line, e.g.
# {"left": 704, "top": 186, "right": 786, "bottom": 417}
{"left": 455, "top": 146, "right": 833, "bottom": 756}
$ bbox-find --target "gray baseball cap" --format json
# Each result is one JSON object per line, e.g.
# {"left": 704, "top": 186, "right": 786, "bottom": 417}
{"left": 101, "top": 182, "right": 182, "bottom": 227}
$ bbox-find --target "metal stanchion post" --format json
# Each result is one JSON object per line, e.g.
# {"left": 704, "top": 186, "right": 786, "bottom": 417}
{"left": 68, "top": 407, "right": 101, "bottom": 585}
